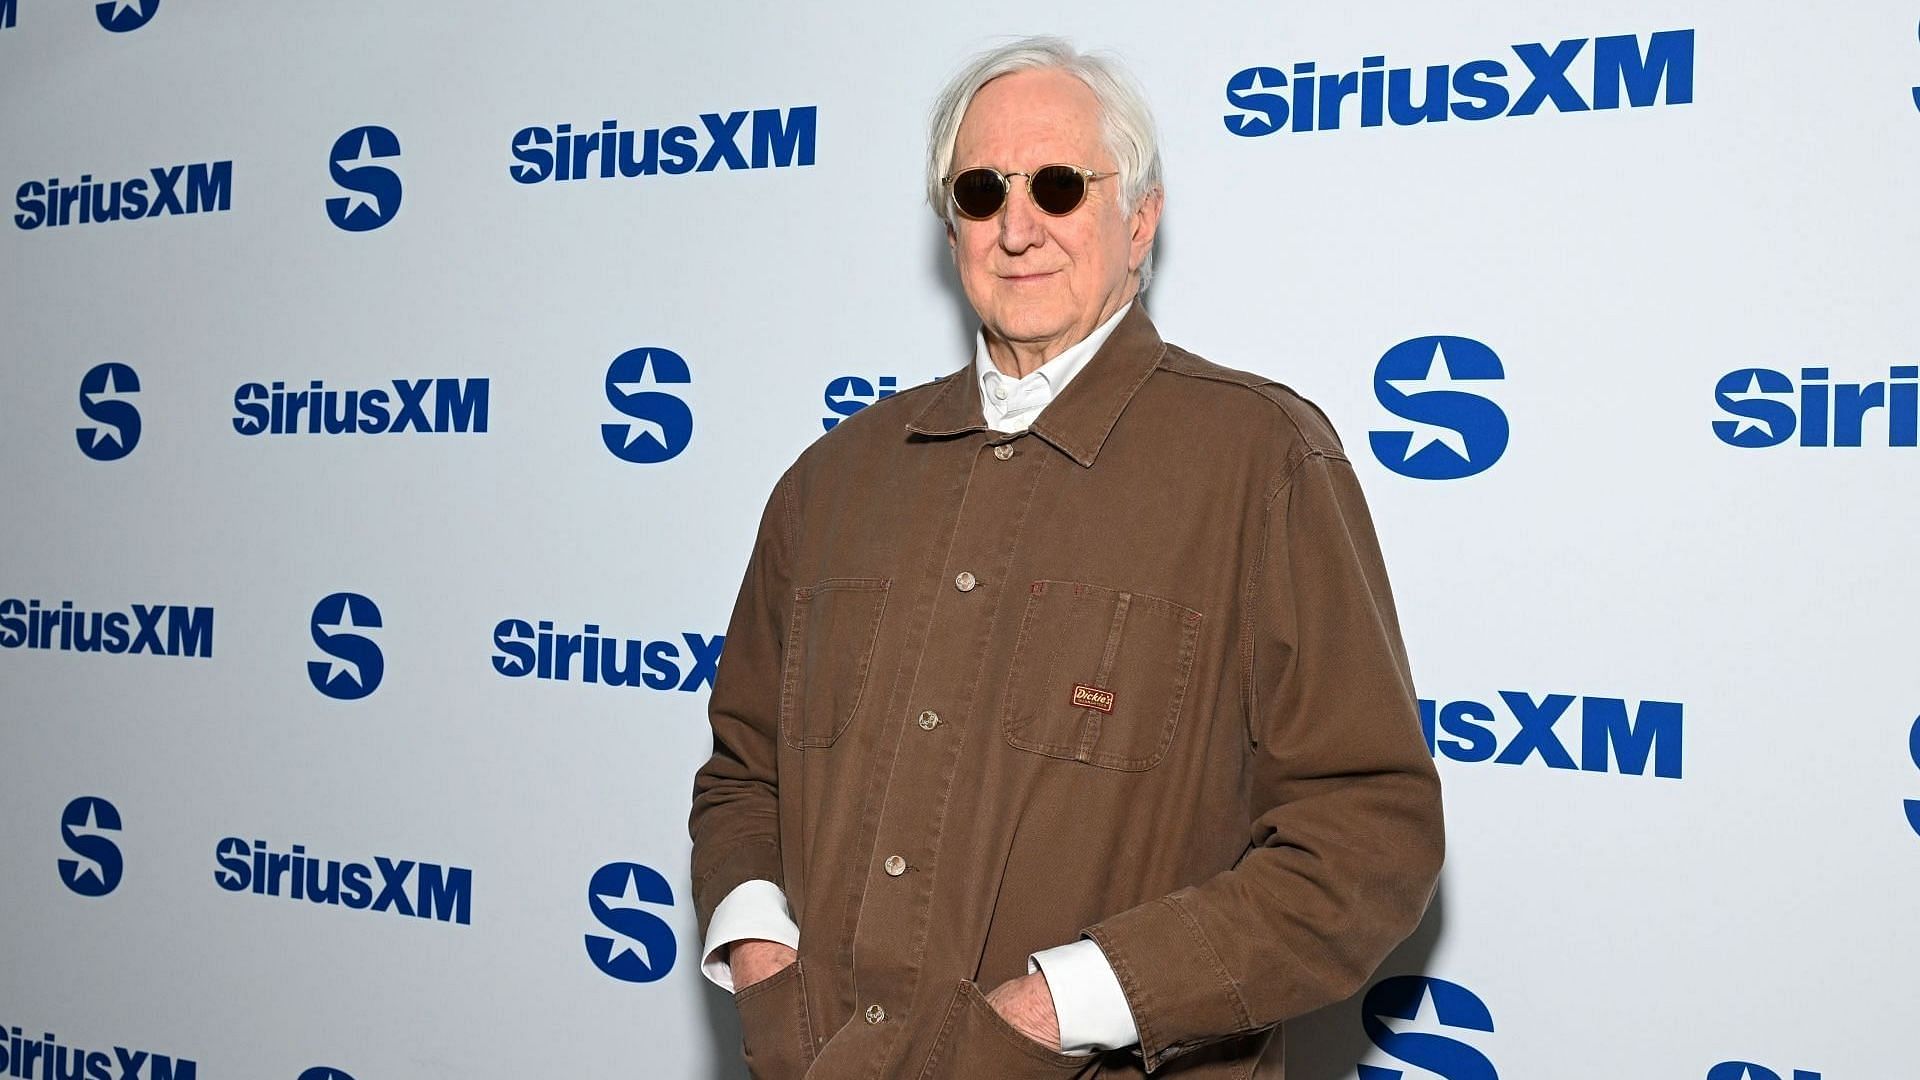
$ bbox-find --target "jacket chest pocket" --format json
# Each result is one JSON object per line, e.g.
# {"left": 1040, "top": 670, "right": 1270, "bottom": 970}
{"left": 1002, "top": 580, "right": 1203, "bottom": 771}
{"left": 780, "top": 578, "right": 890, "bottom": 749}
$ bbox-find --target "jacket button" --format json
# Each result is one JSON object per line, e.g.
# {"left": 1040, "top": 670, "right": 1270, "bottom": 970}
{"left": 954, "top": 571, "right": 977, "bottom": 592}
{"left": 993, "top": 443, "right": 1015, "bottom": 460}
{"left": 884, "top": 855, "right": 907, "bottom": 877}
{"left": 917, "top": 710, "right": 940, "bottom": 730}
{"left": 866, "top": 1003, "right": 886, "bottom": 1024}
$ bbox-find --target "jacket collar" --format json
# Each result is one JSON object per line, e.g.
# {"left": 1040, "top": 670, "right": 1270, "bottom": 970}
{"left": 905, "top": 302, "right": 1165, "bottom": 468}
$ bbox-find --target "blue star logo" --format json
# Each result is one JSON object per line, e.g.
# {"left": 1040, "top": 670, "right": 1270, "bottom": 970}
{"left": 76, "top": 362, "right": 142, "bottom": 461}
{"left": 308, "top": 592, "right": 385, "bottom": 700}
{"left": 602, "top": 348, "right": 694, "bottom": 464}
{"left": 1369, "top": 336, "right": 1510, "bottom": 480}
{"left": 1224, "top": 67, "right": 1287, "bottom": 137}
{"left": 326, "top": 126, "right": 404, "bottom": 232}
{"left": 95, "top": 0, "right": 160, "bottom": 33}
{"left": 585, "top": 861, "right": 679, "bottom": 983}
{"left": 1358, "top": 976, "right": 1498, "bottom": 1080}
{"left": 58, "top": 796, "right": 124, "bottom": 898}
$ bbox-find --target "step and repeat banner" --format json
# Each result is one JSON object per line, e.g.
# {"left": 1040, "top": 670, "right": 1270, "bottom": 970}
{"left": 3, "top": 2, "right": 1916, "bottom": 1077}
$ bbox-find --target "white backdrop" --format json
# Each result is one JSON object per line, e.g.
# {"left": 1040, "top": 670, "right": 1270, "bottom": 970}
{"left": 3, "top": 2, "right": 1916, "bottom": 1078}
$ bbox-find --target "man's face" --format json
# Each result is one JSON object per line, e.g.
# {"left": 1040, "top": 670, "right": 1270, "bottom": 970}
{"left": 947, "top": 68, "right": 1159, "bottom": 361}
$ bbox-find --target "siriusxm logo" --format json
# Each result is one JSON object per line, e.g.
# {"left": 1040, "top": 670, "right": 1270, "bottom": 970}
{"left": 58, "top": 796, "right": 123, "bottom": 898}
{"left": 1713, "top": 365, "right": 1917, "bottom": 448}
{"left": 215, "top": 837, "right": 472, "bottom": 925}
{"left": 492, "top": 620, "right": 722, "bottom": 692}
{"left": 1358, "top": 976, "right": 1495, "bottom": 1080}
{"left": 14, "top": 160, "right": 229, "bottom": 231}
{"left": 95, "top": 0, "right": 159, "bottom": 33}
{"left": 1906, "top": 715, "right": 1920, "bottom": 838}
{"left": 0, "top": 598, "right": 213, "bottom": 658}
{"left": 511, "top": 107, "right": 816, "bottom": 184}
{"left": 234, "top": 377, "right": 487, "bottom": 436}
{"left": 297, "top": 1070, "right": 356, "bottom": 1080}
{"left": 309, "top": 592, "right": 382, "bottom": 700}
{"left": 1369, "top": 336, "right": 1508, "bottom": 480}
{"left": 76, "top": 362, "right": 141, "bottom": 461}
{"left": 603, "top": 348, "right": 692, "bottom": 463}
{"left": 326, "top": 126, "right": 402, "bottom": 232}
{"left": 585, "top": 862, "right": 677, "bottom": 983}
{"left": 1227, "top": 29, "right": 1693, "bottom": 137}
{"left": 1421, "top": 691, "right": 1683, "bottom": 778}
{"left": 1707, "top": 1066, "right": 1820, "bottom": 1080}
{"left": 824, "top": 375, "right": 898, "bottom": 431}
{"left": 0, "top": 1026, "right": 195, "bottom": 1080}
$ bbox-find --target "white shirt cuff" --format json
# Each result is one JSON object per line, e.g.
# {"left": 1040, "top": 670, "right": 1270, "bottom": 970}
{"left": 699, "top": 879, "right": 800, "bottom": 992}
{"left": 1028, "top": 938, "right": 1140, "bottom": 1053}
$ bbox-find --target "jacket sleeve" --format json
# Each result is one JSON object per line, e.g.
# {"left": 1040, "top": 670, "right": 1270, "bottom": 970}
{"left": 1083, "top": 449, "right": 1445, "bottom": 1071}
{"left": 689, "top": 468, "right": 797, "bottom": 938}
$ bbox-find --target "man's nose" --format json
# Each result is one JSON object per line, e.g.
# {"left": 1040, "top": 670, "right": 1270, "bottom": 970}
{"left": 997, "top": 178, "right": 1046, "bottom": 253}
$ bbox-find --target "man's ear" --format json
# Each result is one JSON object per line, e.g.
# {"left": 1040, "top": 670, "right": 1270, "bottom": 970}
{"left": 946, "top": 220, "right": 957, "bottom": 255}
{"left": 1129, "top": 187, "right": 1164, "bottom": 272}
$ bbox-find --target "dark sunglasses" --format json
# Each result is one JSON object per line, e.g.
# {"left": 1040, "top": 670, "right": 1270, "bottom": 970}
{"left": 942, "top": 164, "right": 1118, "bottom": 220}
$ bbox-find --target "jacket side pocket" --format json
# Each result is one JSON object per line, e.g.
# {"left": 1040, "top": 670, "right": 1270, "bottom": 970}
{"left": 735, "top": 961, "right": 815, "bottom": 1080}
{"left": 915, "top": 979, "right": 1098, "bottom": 1080}
{"left": 779, "top": 578, "right": 890, "bottom": 749}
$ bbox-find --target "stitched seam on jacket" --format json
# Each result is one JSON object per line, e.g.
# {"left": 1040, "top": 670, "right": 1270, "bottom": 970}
{"left": 1049, "top": 342, "right": 1168, "bottom": 464}
{"left": 693, "top": 838, "right": 781, "bottom": 902}
{"left": 1168, "top": 894, "right": 1255, "bottom": 1035}
{"left": 1238, "top": 494, "right": 1268, "bottom": 746}
{"left": 777, "top": 468, "right": 798, "bottom": 551}
{"left": 1094, "top": 341, "right": 1170, "bottom": 441}
{"left": 1082, "top": 922, "right": 1154, "bottom": 1067}
{"left": 1243, "top": 448, "right": 1342, "bottom": 746}
{"left": 1264, "top": 446, "right": 1344, "bottom": 506}
{"left": 1156, "top": 349, "right": 1340, "bottom": 455}
{"left": 693, "top": 837, "right": 779, "bottom": 888}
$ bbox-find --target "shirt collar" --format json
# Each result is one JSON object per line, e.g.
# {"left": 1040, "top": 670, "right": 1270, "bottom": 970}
{"left": 972, "top": 301, "right": 1132, "bottom": 422}
{"left": 906, "top": 301, "right": 1166, "bottom": 468}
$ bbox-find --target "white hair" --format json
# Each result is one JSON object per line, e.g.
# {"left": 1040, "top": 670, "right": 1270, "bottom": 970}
{"left": 925, "top": 36, "right": 1164, "bottom": 289}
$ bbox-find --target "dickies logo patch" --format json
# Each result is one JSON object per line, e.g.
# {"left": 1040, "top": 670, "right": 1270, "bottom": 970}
{"left": 1072, "top": 684, "right": 1115, "bottom": 713}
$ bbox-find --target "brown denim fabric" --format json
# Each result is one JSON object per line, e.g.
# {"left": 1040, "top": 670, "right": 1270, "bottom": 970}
{"left": 691, "top": 305, "right": 1444, "bottom": 1078}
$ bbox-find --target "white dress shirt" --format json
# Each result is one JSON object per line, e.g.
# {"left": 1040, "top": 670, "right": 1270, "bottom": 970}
{"left": 701, "top": 301, "right": 1142, "bottom": 1055}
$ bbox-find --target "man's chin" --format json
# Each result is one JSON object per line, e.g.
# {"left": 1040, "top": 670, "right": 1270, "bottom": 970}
{"left": 981, "top": 304, "right": 1075, "bottom": 347}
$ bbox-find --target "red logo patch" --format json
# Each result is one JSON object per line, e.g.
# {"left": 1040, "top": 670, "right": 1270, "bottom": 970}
{"left": 1071, "top": 684, "right": 1115, "bottom": 713}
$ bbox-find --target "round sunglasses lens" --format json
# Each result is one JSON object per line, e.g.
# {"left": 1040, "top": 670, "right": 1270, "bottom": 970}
{"left": 951, "top": 170, "right": 1006, "bottom": 219}
{"left": 1029, "top": 166, "right": 1087, "bottom": 215}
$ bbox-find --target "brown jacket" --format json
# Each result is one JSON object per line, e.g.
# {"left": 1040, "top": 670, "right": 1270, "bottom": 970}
{"left": 690, "top": 305, "right": 1444, "bottom": 1079}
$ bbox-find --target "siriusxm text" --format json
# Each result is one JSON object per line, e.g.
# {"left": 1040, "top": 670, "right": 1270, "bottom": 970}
{"left": 0, "top": 599, "right": 212, "bottom": 658}
{"left": 0, "top": 1025, "right": 194, "bottom": 1080}
{"left": 1226, "top": 29, "right": 1693, "bottom": 136}
{"left": 510, "top": 107, "right": 816, "bottom": 184}
{"left": 15, "top": 161, "right": 231, "bottom": 230}
{"left": 1713, "top": 366, "right": 1919, "bottom": 447}
{"left": 491, "top": 620, "right": 722, "bottom": 691}
{"left": 823, "top": 375, "right": 897, "bottom": 431}
{"left": 233, "top": 378, "right": 489, "bottom": 436}
{"left": 214, "top": 838, "right": 472, "bottom": 925}
{"left": 1420, "top": 692, "right": 1683, "bottom": 778}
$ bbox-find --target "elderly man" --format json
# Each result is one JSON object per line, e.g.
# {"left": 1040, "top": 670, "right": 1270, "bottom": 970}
{"left": 690, "top": 36, "right": 1443, "bottom": 1079}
